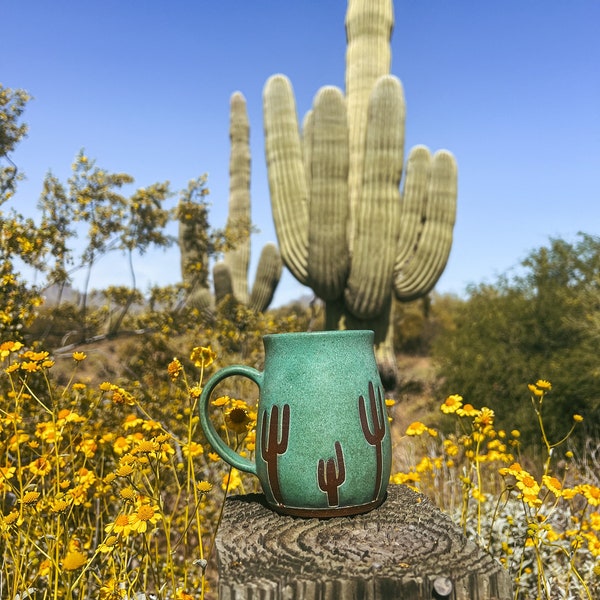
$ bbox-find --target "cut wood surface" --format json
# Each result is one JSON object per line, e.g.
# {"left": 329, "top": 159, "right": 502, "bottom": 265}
{"left": 216, "top": 484, "right": 512, "bottom": 599}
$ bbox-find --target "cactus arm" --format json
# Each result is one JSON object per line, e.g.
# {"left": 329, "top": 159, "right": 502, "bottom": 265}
{"left": 249, "top": 243, "right": 283, "bottom": 313}
{"left": 224, "top": 92, "right": 251, "bottom": 305}
{"left": 306, "top": 87, "right": 350, "bottom": 301}
{"left": 345, "top": 75, "right": 405, "bottom": 319}
{"left": 263, "top": 75, "right": 310, "bottom": 285}
{"left": 394, "top": 150, "right": 457, "bottom": 301}
{"left": 345, "top": 0, "right": 394, "bottom": 248}
{"left": 212, "top": 262, "right": 233, "bottom": 305}
{"left": 301, "top": 109, "right": 314, "bottom": 193}
{"left": 394, "top": 145, "right": 433, "bottom": 269}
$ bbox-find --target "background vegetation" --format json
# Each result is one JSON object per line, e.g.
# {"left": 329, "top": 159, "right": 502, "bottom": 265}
{"left": 2, "top": 84, "right": 599, "bottom": 598}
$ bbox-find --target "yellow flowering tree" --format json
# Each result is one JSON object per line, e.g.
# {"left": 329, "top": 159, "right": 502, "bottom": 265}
{"left": 0, "top": 85, "right": 48, "bottom": 337}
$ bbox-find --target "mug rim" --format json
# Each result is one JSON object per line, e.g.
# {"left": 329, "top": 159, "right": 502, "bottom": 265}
{"left": 263, "top": 329, "right": 374, "bottom": 341}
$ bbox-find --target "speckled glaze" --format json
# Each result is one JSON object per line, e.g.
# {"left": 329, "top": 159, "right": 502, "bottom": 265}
{"left": 199, "top": 330, "right": 391, "bottom": 517}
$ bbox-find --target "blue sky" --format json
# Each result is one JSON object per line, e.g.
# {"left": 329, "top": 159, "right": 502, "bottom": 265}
{"left": 4, "top": 1, "right": 599, "bottom": 306}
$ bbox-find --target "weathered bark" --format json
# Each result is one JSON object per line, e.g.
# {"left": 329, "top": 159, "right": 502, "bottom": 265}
{"left": 216, "top": 484, "right": 512, "bottom": 599}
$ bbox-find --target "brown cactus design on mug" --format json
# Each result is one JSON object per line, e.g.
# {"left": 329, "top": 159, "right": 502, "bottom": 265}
{"left": 260, "top": 403, "right": 290, "bottom": 504}
{"left": 359, "top": 381, "right": 386, "bottom": 500}
{"left": 317, "top": 441, "right": 346, "bottom": 506}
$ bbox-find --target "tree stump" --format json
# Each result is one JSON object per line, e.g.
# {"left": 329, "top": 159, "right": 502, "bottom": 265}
{"left": 215, "top": 485, "right": 512, "bottom": 599}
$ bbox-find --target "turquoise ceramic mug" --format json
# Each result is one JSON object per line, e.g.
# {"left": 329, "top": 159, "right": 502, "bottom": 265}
{"left": 199, "top": 330, "right": 391, "bottom": 517}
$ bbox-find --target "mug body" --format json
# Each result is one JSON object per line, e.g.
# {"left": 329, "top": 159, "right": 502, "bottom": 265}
{"left": 255, "top": 330, "right": 391, "bottom": 517}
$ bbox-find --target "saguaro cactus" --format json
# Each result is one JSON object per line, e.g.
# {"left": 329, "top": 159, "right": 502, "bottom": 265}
{"left": 214, "top": 92, "right": 283, "bottom": 313}
{"left": 263, "top": 0, "right": 458, "bottom": 387}
{"left": 179, "top": 93, "right": 282, "bottom": 315}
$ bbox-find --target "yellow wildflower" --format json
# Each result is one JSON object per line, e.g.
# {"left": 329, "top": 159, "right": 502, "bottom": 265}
{"left": 542, "top": 475, "right": 562, "bottom": 497}
{"left": 115, "top": 464, "right": 134, "bottom": 477}
{"left": 441, "top": 394, "right": 463, "bottom": 414}
{"left": 130, "top": 503, "right": 161, "bottom": 533}
{"left": 472, "top": 487, "right": 486, "bottom": 502}
{"left": 133, "top": 439, "right": 160, "bottom": 454}
{"left": 183, "top": 441, "right": 204, "bottom": 457}
{"left": 528, "top": 383, "right": 544, "bottom": 397}
{"left": 456, "top": 403, "right": 480, "bottom": 418}
{"left": 119, "top": 486, "right": 137, "bottom": 502}
{"left": 21, "top": 361, "right": 40, "bottom": 373}
{"left": 415, "top": 456, "right": 434, "bottom": 473}
{"left": 105, "top": 514, "right": 132, "bottom": 537}
{"left": 167, "top": 357, "right": 183, "bottom": 379}
{"left": 36, "top": 422, "right": 63, "bottom": 444}
{"left": 516, "top": 474, "right": 540, "bottom": 496}
{"left": 0, "top": 465, "right": 16, "bottom": 482}
{"left": 1, "top": 510, "right": 21, "bottom": 530}
{"left": 23, "top": 350, "right": 49, "bottom": 362}
{"left": 499, "top": 462, "right": 525, "bottom": 478}
{"left": 77, "top": 437, "right": 98, "bottom": 458}
{"left": 72, "top": 351, "right": 87, "bottom": 361}
{"left": 474, "top": 407, "right": 495, "bottom": 429}
{"left": 76, "top": 467, "right": 96, "bottom": 487}
{"left": 586, "top": 532, "right": 600, "bottom": 557}
{"left": 212, "top": 395, "right": 230, "bottom": 407}
{"left": 580, "top": 484, "right": 600, "bottom": 506}
{"left": 67, "top": 484, "right": 89, "bottom": 506}
{"left": 225, "top": 407, "right": 251, "bottom": 434}
{"left": 573, "top": 414, "right": 584, "bottom": 422}
{"left": 0, "top": 340, "right": 23, "bottom": 358}
{"left": 38, "top": 558, "right": 51, "bottom": 577}
{"left": 406, "top": 421, "right": 428, "bottom": 436}
{"left": 222, "top": 468, "right": 243, "bottom": 491}
{"left": 119, "top": 453, "right": 137, "bottom": 465}
{"left": 190, "top": 345, "right": 216, "bottom": 368}
{"left": 98, "top": 534, "right": 119, "bottom": 553}
{"left": 113, "top": 436, "right": 130, "bottom": 454}
{"left": 535, "top": 379, "right": 552, "bottom": 390}
{"left": 562, "top": 486, "right": 579, "bottom": 500}
{"left": 390, "top": 471, "right": 421, "bottom": 486}
{"left": 57, "top": 408, "right": 85, "bottom": 424}
{"left": 62, "top": 550, "right": 87, "bottom": 571}
{"left": 20, "top": 490, "right": 41, "bottom": 505}
{"left": 522, "top": 492, "right": 542, "bottom": 508}
{"left": 443, "top": 439, "right": 459, "bottom": 457}
{"left": 51, "top": 498, "right": 71, "bottom": 513}
{"left": 111, "top": 387, "right": 135, "bottom": 406}
{"left": 197, "top": 480, "right": 213, "bottom": 493}
{"left": 99, "top": 579, "right": 127, "bottom": 599}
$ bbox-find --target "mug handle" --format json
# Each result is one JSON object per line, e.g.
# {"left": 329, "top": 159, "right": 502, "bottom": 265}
{"left": 199, "top": 364, "right": 262, "bottom": 475}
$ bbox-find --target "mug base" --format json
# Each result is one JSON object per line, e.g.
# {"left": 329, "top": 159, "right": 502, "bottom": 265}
{"left": 270, "top": 495, "right": 386, "bottom": 519}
